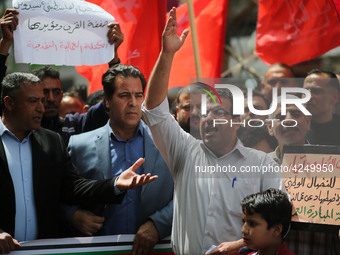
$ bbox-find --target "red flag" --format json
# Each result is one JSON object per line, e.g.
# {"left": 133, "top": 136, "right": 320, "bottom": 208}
{"left": 168, "top": 0, "right": 228, "bottom": 88}
{"left": 76, "top": 0, "right": 166, "bottom": 93}
{"left": 333, "top": 0, "right": 340, "bottom": 19}
{"left": 256, "top": 0, "right": 340, "bottom": 65}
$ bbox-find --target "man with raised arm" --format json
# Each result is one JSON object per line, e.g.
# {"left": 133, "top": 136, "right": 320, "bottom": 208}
{"left": 142, "top": 8, "right": 283, "bottom": 255}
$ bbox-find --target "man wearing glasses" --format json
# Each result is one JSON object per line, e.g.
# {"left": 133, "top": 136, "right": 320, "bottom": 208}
{"left": 142, "top": 8, "right": 284, "bottom": 255}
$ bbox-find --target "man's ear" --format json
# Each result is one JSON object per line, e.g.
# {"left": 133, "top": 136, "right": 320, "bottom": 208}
{"left": 175, "top": 105, "right": 179, "bottom": 120}
{"left": 104, "top": 95, "right": 110, "bottom": 109}
{"left": 83, "top": 105, "right": 90, "bottom": 113}
{"left": 272, "top": 223, "right": 283, "bottom": 238}
{"left": 267, "top": 120, "right": 274, "bottom": 136}
{"left": 3, "top": 96, "right": 15, "bottom": 111}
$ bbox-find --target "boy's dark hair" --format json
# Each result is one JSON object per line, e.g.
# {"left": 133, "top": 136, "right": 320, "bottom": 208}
{"left": 241, "top": 188, "right": 292, "bottom": 238}
{"left": 102, "top": 64, "right": 146, "bottom": 99}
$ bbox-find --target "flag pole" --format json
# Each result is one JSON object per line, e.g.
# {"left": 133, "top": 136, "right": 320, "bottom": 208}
{"left": 185, "top": 0, "right": 202, "bottom": 79}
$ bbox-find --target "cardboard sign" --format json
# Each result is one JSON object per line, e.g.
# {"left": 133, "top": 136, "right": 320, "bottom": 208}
{"left": 282, "top": 145, "right": 340, "bottom": 230}
{"left": 12, "top": 0, "right": 115, "bottom": 65}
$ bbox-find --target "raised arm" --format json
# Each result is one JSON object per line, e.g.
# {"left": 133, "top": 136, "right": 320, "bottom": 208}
{"left": 0, "top": 8, "right": 18, "bottom": 56}
{"left": 145, "top": 7, "right": 189, "bottom": 110}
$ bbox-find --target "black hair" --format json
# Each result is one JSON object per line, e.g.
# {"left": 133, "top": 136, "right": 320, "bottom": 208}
{"left": 86, "top": 89, "right": 104, "bottom": 107}
{"left": 1, "top": 72, "right": 41, "bottom": 110}
{"left": 241, "top": 188, "right": 292, "bottom": 238}
{"left": 102, "top": 64, "right": 146, "bottom": 99}
{"left": 176, "top": 82, "right": 206, "bottom": 104}
{"left": 307, "top": 69, "right": 340, "bottom": 92}
{"left": 31, "top": 66, "right": 60, "bottom": 81}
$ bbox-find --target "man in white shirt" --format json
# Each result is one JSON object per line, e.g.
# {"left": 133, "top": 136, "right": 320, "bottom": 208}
{"left": 142, "top": 8, "right": 284, "bottom": 255}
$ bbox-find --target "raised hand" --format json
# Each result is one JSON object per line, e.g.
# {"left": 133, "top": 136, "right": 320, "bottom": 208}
{"left": 0, "top": 8, "right": 19, "bottom": 55}
{"left": 116, "top": 158, "right": 158, "bottom": 190}
{"left": 162, "top": 7, "right": 189, "bottom": 55}
{"left": 107, "top": 22, "right": 124, "bottom": 49}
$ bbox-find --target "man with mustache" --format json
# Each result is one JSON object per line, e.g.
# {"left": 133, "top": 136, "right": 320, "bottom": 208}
{"left": 303, "top": 69, "right": 340, "bottom": 146}
{"left": 64, "top": 64, "right": 174, "bottom": 255}
{"left": 267, "top": 95, "right": 340, "bottom": 254}
{"left": 175, "top": 84, "right": 202, "bottom": 139}
{"left": 267, "top": 95, "right": 310, "bottom": 164}
{"left": 0, "top": 72, "right": 157, "bottom": 254}
{"left": 142, "top": 8, "right": 283, "bottom": 254}
{"left": 239, "top": 90, "right": 277, "bottom": 153}
{"left": 31, "top": 66, "right": 64, "bottom": 133}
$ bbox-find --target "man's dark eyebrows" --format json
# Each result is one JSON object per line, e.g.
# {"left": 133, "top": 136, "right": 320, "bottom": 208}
{"left": 118, "top": 91, "right": 132, "bottom": 95}
{"left": 28, "top": 96, "right": 42, "bottom": 100}
{"left": 43, "top": 88, "right": 61, "bottom": 92}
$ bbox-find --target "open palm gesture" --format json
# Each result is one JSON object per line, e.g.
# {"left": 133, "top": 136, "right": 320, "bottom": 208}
{"left": 162, "top": 7, "right": 189, "bottom": 55}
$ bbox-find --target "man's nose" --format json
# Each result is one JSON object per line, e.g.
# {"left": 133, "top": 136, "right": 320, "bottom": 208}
{"left": 241, "top": 223, "right": 248, "bottom": 235}
{"left": 46, "top": 91, "right": 55, "bottom": 102}
{"left": 37, "top": 100, "right": 45, "bottom": 113}
{"left": 191, "top": 106, "right": 200, "bottom": 116}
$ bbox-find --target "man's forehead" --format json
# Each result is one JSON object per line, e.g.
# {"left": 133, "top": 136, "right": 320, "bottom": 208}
{"left": 115, "top": 76, "right": 143, "bottom": 92}
{"left": 304, "top": 73, "right": 330, "bottom": 87}
{"left": 42, "top": 77, "right": 61, "bottom": 89}
{"left": 265, "top": 67, "right": 294, "bottom": 79}
{"left": 274, "top": 104, "right": 302, "bottom": 114}
{"left": 207, "top": 97, "right": 231, "bottom": 109}
{"left": 245, "top": 96, "right": 267, "bottom": 107}
{"left": 179, "top": 92, "right": 190, "bottom": 103}
{"left": 20, "top": 82, "right": 44, "bottom": 95}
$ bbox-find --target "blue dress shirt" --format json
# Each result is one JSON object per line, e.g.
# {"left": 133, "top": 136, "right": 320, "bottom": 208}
{"left": 0, "top": 119, "right": 38, "bottom": 241}
{"left": 101, "top": 121, "right": 144, "bottom": 234}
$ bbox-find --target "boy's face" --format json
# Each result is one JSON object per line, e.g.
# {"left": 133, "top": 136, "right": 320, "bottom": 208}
{"left": 242, "top": 212, "right": 280, "bottom": 251}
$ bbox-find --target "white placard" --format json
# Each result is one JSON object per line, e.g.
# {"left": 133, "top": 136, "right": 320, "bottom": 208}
{"left": 12, "top": 0, "right": 115, "bottom": 66}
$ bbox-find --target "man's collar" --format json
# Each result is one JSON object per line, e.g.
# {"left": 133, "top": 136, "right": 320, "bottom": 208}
{"left": 109, "top": 120, "right": 144, "bottom": 141}
{"left": 202, "top": 139, "right": 246, "bottom": 159}
{"left": 0, "top": 118, "right": 34, "bottom": 141}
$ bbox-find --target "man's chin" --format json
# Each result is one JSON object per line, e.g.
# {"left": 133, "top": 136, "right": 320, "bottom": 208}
{"left": 43, "top": 112, "right": 59, "bottom": 120}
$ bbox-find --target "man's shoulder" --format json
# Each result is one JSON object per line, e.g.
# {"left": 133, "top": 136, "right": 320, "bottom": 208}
{"left": 34, "top": 127, "right": 61, "bottom": 140}
{"left": 69, "top": 125, "right": 107, "bottom": 145}
{"left": 237, "top": 142, "right": 276, "bottom": 164}
{"left": 238, "top": 142, "right": 268, "bottom": 157}
{"left": 32, "top": 128, "right": 65, "bottom": 151}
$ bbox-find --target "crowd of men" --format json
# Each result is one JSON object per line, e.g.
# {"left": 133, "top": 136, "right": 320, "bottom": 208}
{"left": 0, "top": 6, "right": 339, "bottom": 255}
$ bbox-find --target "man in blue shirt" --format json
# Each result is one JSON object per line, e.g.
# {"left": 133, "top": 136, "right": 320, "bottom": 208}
{"left": 65, "top": 64, "right": 174, "bottom": 255}
{"left": 0, "top": 72, "right": 157, "bottom": 254}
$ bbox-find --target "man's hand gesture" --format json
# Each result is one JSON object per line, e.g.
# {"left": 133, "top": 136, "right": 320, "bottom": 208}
{"left": 162, "top": 7, "right": 189, "bottom": 55}
{"left": 116, "top": 158, "right": 158, "bottom": 191}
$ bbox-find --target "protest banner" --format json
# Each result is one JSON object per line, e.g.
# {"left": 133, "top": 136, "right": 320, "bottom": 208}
{"left": 10, "top": 235, "right": 174, "bottom": 255}
{"left": 12, "top": 0, "right": 115, "bottom": 65}
{"left": 282, "top": 145, "right": 340, "bottom": 232}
